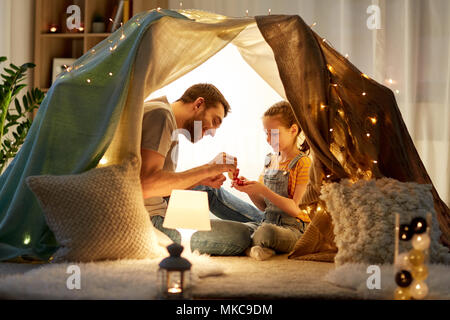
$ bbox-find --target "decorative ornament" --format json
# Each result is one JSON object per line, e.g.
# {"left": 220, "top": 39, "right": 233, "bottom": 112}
{"left": 395, "top": 252, "right": 411, "bottom": 270}
{"left": 394, "top": 287, "right": 411, "bottom": 300}
{"left": 393, "top": 213, "right": 431, "bottom": 300}
{"left": 411, "top": 233, "right": 431, "bottom": 251}
{"left": 395, "top": 270, "right": 413, "bottom": 287}
{"left": 410, "top": 217, "right": 427, "bottom": 234}
{"left": 399, "top": 224, "right": 413, "bottom": 241}
{"left": 411, "top": 265, "right": 428, "bottom": 281}
{"left": 409, "top": 280, "right": 429, "bottom": 300}
{"left": 408, "top": 249, "right": 425, "bottom": 267}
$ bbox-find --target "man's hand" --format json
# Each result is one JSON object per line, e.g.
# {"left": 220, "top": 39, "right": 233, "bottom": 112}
{"left": 199, "top": 174, "right": 227, "bottom": 189}
{"left": 208, "top": 152, "right": 237, "bottom": 176}
{"left": 209, "top": 152, "right": 237, "bottom": 166}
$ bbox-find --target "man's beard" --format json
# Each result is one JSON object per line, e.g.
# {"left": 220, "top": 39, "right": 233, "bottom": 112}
{"left": 183, "top": 112, "right": 205, "bottom": 143}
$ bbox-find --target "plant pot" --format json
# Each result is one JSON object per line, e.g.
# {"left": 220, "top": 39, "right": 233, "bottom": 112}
{"left": 92, "top": 22, "right": 105, "bottom": 33}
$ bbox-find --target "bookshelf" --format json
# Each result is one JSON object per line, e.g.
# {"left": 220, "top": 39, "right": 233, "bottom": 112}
{"left": 33, "top": 0, "right": 168, "bottom": 92}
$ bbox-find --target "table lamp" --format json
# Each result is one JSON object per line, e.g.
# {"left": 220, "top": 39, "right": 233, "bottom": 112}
{"left": 163, "top": 190, "right": 211, "bottom": 255}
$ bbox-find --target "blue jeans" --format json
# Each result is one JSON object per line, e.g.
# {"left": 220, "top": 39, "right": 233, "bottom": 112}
{"left": 151, "top": 185, "right": 263, "bottom": 256}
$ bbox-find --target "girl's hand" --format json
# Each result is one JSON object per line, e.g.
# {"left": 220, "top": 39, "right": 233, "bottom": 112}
{"left": 232, "top": 179, "right": 266, "bottom": 196}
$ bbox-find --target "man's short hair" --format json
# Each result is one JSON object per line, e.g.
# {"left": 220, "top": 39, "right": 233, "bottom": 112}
{"left": 177, "top": 83, "right": 231, "bottom": 117}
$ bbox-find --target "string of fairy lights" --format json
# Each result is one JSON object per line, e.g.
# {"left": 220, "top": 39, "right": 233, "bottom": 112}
{"left": 55, "top": 6, "right": 413, "bottom": 253}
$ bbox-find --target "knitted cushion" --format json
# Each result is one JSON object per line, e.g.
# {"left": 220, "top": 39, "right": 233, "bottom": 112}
{"left": 320, "top": 178, "right": 450, "bottom": 266}
{"left": 26, "top": 156, "right": 161, "bottom": 262}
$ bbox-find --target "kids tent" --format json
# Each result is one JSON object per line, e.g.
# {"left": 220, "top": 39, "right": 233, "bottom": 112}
{"left": 0, "top": 9, "right": 448, "bottom": 262}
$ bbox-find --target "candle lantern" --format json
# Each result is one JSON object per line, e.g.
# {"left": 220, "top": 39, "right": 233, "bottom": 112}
{"left": 48, "top": 24, "right": 59, "bottom": 33}
{"left": 158, "top": 243, "right": 192, "bottom": 300}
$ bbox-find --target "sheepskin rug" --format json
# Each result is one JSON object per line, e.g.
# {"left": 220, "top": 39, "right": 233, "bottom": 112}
{"left": 325, "top": 263, "right": 450, "bottom": 300}
{"left": 0, "top": 252, "right": 224, "bottom": 300}
{"left": 320, "top": 178, "right": 450, "bottom": 266}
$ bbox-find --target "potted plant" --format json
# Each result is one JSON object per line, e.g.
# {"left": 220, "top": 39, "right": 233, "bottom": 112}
{"left": 92, "top": 13, "right": 106, "bottom": 33}
{"left": 0, "top": 57, "right": 45, "bottom": 173}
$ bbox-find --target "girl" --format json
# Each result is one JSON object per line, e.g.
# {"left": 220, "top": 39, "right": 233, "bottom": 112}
{"left": 232, "top": 101, "right": 312, "bottom": 260}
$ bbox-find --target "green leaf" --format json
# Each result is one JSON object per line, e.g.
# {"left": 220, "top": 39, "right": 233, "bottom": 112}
{"left": 20, "top": 63, "right": 35, "bottom": 72}
{"left": 22, "top": 95, "right": 29, "bottom": 109}
{"left": 14, "top": 98, "right": 22, "bottom": 114}
{"left": 4, "top": 68, "right": 16, "bottom": 75}
{"left": 12, "top": 84, "right": 26, "bottom": 97}
{"left": 0, "top": 57, "right": 6, "bottom": 62}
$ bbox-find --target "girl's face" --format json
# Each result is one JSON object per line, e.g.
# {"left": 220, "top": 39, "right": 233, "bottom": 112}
{"left": 263, "top": 116, "right": 298, "bottom": 153}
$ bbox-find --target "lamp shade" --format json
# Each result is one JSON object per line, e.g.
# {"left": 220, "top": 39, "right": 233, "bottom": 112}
{"left": 163, "top": 190, "right": 211, "bottom": 231}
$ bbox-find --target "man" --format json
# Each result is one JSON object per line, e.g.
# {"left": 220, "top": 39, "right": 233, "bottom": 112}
{"left": 141, "top": 83, "right": 263, "bottom": 255}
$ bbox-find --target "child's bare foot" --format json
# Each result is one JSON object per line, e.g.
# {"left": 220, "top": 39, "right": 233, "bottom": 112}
{"left": 247, "top": 246, "right": 275, "bottom": 261}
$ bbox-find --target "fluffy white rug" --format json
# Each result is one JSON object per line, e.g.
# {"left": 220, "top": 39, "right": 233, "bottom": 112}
{"left": 325, "top": 263, "right": 450, "bottom": 300}
{"left": 0, "top": 252, "right": 224, "bottom": 300}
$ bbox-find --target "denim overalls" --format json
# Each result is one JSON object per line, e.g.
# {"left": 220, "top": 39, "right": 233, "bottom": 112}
{"left": 248, "top": 152, "right": 308, "bottom": 253}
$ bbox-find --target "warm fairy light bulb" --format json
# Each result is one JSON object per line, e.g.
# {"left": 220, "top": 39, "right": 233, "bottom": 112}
{"left": 331, "top": 83, "right": 338, "bottom": 87}
{"left": 99, "top": 157, "right": 108, "bottom": 165}
{"left": 327, "top": 64, "right": 334, "bottom": 73}
{"left": 120, "top": 23, "right": 125, "bottom": 40}
{"left": 86, "top": 78, "right": 91, "bottom": 83}
{"left": 108, "top": 72, "right": 113, "bottom": 76}
{"left": 362, "top": 92, "right": 367, "bottom": 96}
{"left": 362, "top": 73, "right": 370, "bottom": 79}
{"left": 311, "top": 22, "right": 317, "bottom": 27}
{"left": 410, "top": 280, "right": 428, "bottom": 300}
{"left": 157, "top": 7, "right": 161, "bottom": 11}
{"left": 268, "top": 8, "right": 271, "bottom": 15}
{"left": 412, "top": 233, "right": 431, "bottom": 251}
{"left": 372, "top": 160, "right": 378, "bottom": 164}
{"left": 320, "top": 103, "right": 327, "bottom": 110}
{"left": 317, "top": 206, "right": 322, "bottom": 212}
{"left": 369, "top": 117, "right": 377, "bottom": 124}
{"left": 23, "top": 234, "right": 31, "bottom": 245}
{"left": 388, "top": 78, "right": 393, "bottom": 84}
{"left": 395, "top": 90, "right": 400, "bottom": 94}
{"left": 329, "top": 128, "right": 333, "bottom": 132}
{"left": 366, "top": 133, "right": 370, "bottom": 137}
{"left": 110, "top": 44, "right": 117, "bottom": 51}
{"left": 322, "top": 38, "right": 327, "bottom": 42}
{"left": 180, "top": 2, "right": 183, "bottom": 8}
{"left": 246, "top": 9, "right": 249, "bottom": 16}
{"left": 345, "top": 53, "right": 349, "bottom": 58}
{"left": 326, "top": 174, "right": 331, "bottom": 178}
{"left": 91, "top": 49, "right": 95, "bottom": 53}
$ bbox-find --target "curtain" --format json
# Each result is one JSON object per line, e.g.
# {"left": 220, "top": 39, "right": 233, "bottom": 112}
{"left": 169, "top": 0, "right": 450, "bottom": 206}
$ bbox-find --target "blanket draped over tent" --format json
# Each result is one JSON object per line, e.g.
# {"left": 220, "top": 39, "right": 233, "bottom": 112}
{"left": 0, "top": 9, "right": 448, "bottom": 262}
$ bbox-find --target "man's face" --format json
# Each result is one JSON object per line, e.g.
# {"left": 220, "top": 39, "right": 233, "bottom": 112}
{"left": 184, "top": 101, "right": 225, "bottom": 143}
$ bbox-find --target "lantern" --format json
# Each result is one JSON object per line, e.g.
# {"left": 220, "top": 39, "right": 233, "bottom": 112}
{"left": 158, "top": 243, "right": 192, "bottom": 300}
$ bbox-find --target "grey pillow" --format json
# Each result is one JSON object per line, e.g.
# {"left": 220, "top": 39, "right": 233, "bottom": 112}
{"left": 26, "top": 156, "right": 160, "bottom": 262}
{"left": 320, "top": 178, "right": 450, "bottom": 266}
